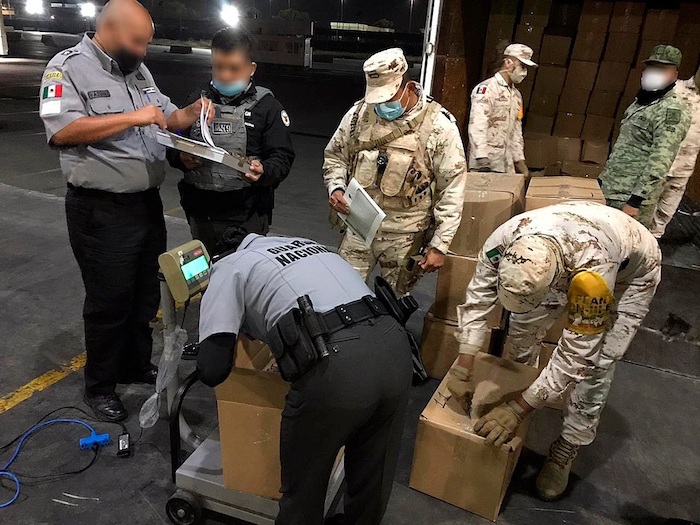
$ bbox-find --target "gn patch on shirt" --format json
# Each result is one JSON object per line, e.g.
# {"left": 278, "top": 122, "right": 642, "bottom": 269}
{"left": 40, "top": 84, "right": 63, "bottom": 116}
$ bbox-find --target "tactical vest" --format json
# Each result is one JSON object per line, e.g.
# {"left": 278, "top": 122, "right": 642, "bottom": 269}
{"left": 184, "top": 86, "right": 272, "bottom": 192}
{"left": 350, "top": 98, "right": 442, "bottom": 211}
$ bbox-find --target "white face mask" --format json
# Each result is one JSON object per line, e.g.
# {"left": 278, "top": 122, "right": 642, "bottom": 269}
{"left": 510, "top": 65, "right": 528, "bottom": 84}
{"left": 641, "top": 68, "right": 671, "bottom": 92}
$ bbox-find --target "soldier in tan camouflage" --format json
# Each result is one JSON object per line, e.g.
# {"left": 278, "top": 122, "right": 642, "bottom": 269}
{"left": 323, "top": 48, "right": 467, "bottom": 292}
{"left": 468, "top": 43, "right": 536, "bottom": 176}
{"left": 447, "top": 202, "right": 662, "bottom": 502}
{"left": 601, "top": 45, "right": 691, "bottom": 228}
{"left": 650, "top": 68, "right": 700, "bottom": 238}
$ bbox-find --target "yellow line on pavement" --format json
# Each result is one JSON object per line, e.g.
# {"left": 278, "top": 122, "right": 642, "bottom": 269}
{"left": 0, "top": 353, "right": 86, "bottom": 415}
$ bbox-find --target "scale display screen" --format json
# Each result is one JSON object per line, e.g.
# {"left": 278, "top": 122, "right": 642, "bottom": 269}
{"left": 181, "top": 255, "right": 209, "bottom": 281}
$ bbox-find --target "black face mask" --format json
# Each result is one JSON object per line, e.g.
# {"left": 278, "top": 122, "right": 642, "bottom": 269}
{"left": 111, "top": 48, "right": 143, "bottom": 75}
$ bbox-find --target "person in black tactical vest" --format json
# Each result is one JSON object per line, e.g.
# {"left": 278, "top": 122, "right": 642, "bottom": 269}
{"left": 169, "top": 28, "right": 295, "bottom": 255}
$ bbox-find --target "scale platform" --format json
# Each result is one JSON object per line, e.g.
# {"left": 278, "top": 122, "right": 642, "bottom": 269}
{"left": 171, "top": 429, "right": 344, "bottom": 524}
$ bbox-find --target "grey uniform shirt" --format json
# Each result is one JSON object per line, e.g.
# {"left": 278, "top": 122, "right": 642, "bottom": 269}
{"left": 199, "top": 234, "right": 373, "bottom": 343}
{"left": 39, "top": 35, "right": 178, "bottom": 193}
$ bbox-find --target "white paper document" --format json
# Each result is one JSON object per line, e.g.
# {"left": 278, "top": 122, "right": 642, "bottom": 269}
{"left": 338, "top": 179, "right": 386, "bottom": 247}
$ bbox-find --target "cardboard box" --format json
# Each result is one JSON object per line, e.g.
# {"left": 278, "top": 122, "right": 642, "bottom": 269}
{"left": 595, "top": 62, "right": 629, "bottom": 92}
{"left": 554, "top": 112, "right": 585, "bottom": 138}
{"left": 529, "top": 91, "right": 560, "bottom": 117}
{"left": 434, "top": 256, "right": 505, "bottom": 324}
{"left": 525, "top": 136, "right": 556, "bottom": 167}
{"left": 533, "top": 65, "right": 567, "bottom": 95}
{"left": 578, "top": 13, "right": 610, "bottom": 33}
{"left": 525, "top": 114, "right": 555, "bottom": 135}
{"left": 604, "top": 32, "right": 639, "bottom": 63}
{"left": 636, "top": 39, "right": 663, "bottom": 67}
{"left": 539, "top": 35, "right": 572, "bottom": 66}
{"left": 548, "top": 2, "right": 582, "bottom": 29}
{"left": 515, "top": 23, "right": 545, "bottom": 54}
{"left": 587, "top": 90, "right": 621, "bottom": 118}
{"left": 673, "top": 29, "right": 700, "bottom": 79}
{"left": 581, "top": 114, "right": 615, "bottom": 142}
{"left": 449, "top": 173, "right": 526, "bottom": 257}
{"left": 544, "top": 162, "right": 563, "bottom": 176}
{"left": 571, "top": 31, "right": 606, "bottom": 62}
{"left": 525, "top": 176, "right": 606, "bottom": 210}
{"left": 581, "top": 0, "right": 613, "bottom": 17}
{"left": 641, "top": 9, "right": 679, "bottom": 41}
{"left": 234, "top": 335, "right": 274, "bottom": 370}
{"left": 490, "top": 0, "right": 519, "bottom": 16}
{"left": 581, "top": 140, "right": 610, "bottom": 165}
{"left": 558, "top": 88, "right": 591, "bottom": 114}
{"left": 485, "top": 14, "right": 516, "bottom": 46}
{"left": 409, "top": 354, "right": 539, "bottom": 521}
{"left": 521, "top": 0, "right": 552, "bottom": 26}
{"left": 564, "top": 61, "right": 599, "bottom": 93}
{"left": 624, "top": 67, "right": 643, "bottom": 96}
{"left": 561, "top": 160, "right": 604, "bottom": 179}
{"left": 609, "top": 2, "right": 645, "bottom": 34}
{"left": 556, "top": 137, "right": 582, "bottom": 162}
{"left": 216, "top": 347, "right": 289, "bottom": 499}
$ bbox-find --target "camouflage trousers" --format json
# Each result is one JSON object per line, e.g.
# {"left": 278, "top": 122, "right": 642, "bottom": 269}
{"left": 507, "top": 264, "right": 661, "bottom": 446}
{"left": 338, "top": 230, "right": 424, "bottom": 291}
{"left": 606, "top": 199, "right": 657, "bottom": 229}
{"left": 650, "top": 176, "right": 691, "bottom": 239}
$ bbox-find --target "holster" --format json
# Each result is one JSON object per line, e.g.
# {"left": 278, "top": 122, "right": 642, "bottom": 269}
{"left": 266, "top": 308, "right": 319, "bottom": 383}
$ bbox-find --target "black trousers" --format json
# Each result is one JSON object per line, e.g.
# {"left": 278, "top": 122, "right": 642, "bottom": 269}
{"left": 276, "top": 315, "right": 413, "bottom": 525}
{"left": 65, "top": 186, "right": 166, "bottom": 395}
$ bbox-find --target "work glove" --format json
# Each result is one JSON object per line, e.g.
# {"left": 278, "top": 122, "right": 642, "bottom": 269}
{"left": 515, "top": 159, "right": 529, "bottom": 178}
{"left": 446, "top": 365, "right": 475, "bottom": 413}
{"left": 474, "top": 400, "right": 526, "bottom": 447}
{"left": 475, "top": 157, "right": 492, "bottom": 172}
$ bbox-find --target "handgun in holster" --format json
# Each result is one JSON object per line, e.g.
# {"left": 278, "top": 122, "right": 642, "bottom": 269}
{"left": 374, "top": 277, "right": 429, "bottom": 385}
{"left": 266, "top": 296, "right": 330, "bottom": 383}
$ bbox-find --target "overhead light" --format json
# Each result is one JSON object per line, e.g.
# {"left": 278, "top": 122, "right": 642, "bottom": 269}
{"left": 26, "top": 0, "right": 44, "bottom": 15}
{"left": 80, "top": 2, "right": 96, "bottom": 18}
{"left": 220, "top": 4, "right": 240, "bottom": 27}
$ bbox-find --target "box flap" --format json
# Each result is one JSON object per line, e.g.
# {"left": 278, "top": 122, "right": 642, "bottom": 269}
{"left": 465, "top": 172, "right": 526, "bottom": 198}
{"left": 216, "top": 368, "right": 289, "bottom": 408}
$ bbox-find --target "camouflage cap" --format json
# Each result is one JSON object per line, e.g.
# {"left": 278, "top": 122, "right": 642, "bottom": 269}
{"left": 644, "top": 44, "right": 682, "bottom": 67}
{"left": 363, "top": 48, "right": 409, "bottom": 104}
{"left": 497, "top": 236, "right": 559, "bottom": 313}
{"left": 504, "top": 43, "right": 538, "bottom": 67}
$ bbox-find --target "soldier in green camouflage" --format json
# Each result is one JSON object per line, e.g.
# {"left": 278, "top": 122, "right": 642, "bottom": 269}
{"left": 600, "top": 45, "right": 691, "bottom": 227}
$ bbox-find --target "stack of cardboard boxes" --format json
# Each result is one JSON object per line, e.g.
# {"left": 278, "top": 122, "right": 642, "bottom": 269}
{"left": 523, "top": 1, "right": 700, "bottom": 177}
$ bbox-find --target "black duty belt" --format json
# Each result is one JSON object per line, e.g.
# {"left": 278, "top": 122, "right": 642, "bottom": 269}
{"left": 321, "top": 296, "right": 389, "bottom": 335}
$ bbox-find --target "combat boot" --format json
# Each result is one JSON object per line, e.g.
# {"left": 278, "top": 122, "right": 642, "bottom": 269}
{"left": 536, "top": 436, "right": 580, "bottom": 501}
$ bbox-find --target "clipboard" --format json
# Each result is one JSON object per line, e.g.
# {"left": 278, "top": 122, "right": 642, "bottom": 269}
{"left": 156, "top": 131, "right": 252, "bottom": 174}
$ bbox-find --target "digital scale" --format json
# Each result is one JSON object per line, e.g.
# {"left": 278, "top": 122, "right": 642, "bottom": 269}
{"left": 155, "top": 241, "right": 344, "bottom": 525}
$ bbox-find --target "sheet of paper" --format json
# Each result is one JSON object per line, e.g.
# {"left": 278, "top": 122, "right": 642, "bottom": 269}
{"left": 199, "top": 99, "right": 217, "bottom": 148}
{"left": 338, "top": 179, "right": 386, "bottom": 248}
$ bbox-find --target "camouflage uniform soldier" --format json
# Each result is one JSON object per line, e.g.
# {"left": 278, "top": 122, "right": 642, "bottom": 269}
{"left": 323, "top": 48, "right": 467, "bottom": 292}
{"left": 447, "top": 202, "right": 661, "bottom": 501}
{"left": 650, "top": 68, "right": 700, "bottom": 238}
{"left": 468, "top": 44, "right": 537, "bottom": 175}
{"left": 601, "top": 45, "right": 691, "bottom": 227}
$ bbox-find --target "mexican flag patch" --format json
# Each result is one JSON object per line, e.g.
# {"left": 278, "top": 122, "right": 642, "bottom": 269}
{"left": 476, "top": 86, "right": 487, "bottom": 95}
{"left": 486, "top": 246, "right": 504, "bottom": 267}
{"left": 42, "top": 84, "right": 63, "bottom": 99}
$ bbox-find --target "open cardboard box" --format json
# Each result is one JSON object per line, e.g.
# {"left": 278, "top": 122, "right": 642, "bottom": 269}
{"left": 525, "top": 176, "right": 606, "bottom": 211}
{"left": 409, "top": 354, "right": 539, "bottom": 521}
{"left": 215, "top": 336, "right": 289, "bottom": 499}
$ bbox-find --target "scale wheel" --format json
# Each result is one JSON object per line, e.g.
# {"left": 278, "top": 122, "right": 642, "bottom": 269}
{"left": 166, "top": 489, "right": 202, "bottom": 525}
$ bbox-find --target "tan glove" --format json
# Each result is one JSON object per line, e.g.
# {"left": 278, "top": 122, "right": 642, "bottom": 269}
{"left": 446, "top": 366, "right": 475, "bottom": 413}
{"left": 515, "top": 160, "right": 529, "bottom": 178}
{"left": 474, "top": 400, "right": 526, "bottom": 447}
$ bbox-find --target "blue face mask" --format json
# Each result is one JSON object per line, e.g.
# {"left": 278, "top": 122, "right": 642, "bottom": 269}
{"left": 211, "top": 78, "right": 248, "bottom": 98}
{"left": 374, "top": 85, "right": 409, "bottom": 121}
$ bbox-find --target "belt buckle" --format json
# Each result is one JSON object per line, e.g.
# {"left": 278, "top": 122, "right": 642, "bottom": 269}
{"left": 336, "top": 305, "right": 353, "bottom": 326}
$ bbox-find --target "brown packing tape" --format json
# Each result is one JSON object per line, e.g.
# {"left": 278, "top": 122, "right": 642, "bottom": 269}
{"left": 409, "top": 354, "right": 539, "bottom": 521}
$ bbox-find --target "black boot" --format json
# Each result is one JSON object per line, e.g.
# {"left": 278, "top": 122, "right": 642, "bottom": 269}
{"left": 84, "top": 392, "right": 127, "bottom": 422}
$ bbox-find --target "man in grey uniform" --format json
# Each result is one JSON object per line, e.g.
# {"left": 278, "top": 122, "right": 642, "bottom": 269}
{"left": 39, "top": 0, "right": 209, "bottom": 422}
{"left": 197, "top": 231, "right": 413, "bottom": 525}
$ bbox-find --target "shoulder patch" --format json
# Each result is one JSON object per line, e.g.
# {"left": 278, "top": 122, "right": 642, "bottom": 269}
{"left": 43, "top": 71, "right": 63, "bottom": 82}
{"left": 486, "top": 246, "right": 504, "bottom": 267}
{"left": 566, "top": 270, "right": 614, "bottom": 335}
{"left": 666, "top": 108, "right": 682, "bottom": 125}
{"left": 476, "top": 85, "right": 487, "bottom": 95}
{"left": 281, "top": 110, "right": 291, "bottom": 127}
{"left": 440, "top": 108, "right": 457, "bottom": 124}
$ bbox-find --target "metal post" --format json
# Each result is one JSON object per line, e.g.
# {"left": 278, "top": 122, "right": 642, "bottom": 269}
{"left": 161, "top": 279, "right": 201, "bottom": 450}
